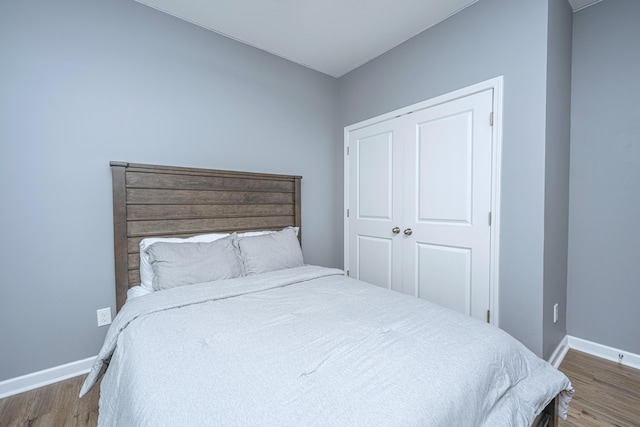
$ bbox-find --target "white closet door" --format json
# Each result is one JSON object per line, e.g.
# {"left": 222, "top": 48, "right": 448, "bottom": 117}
{"left": 402, "top": 89, "right": 493, "bottom": 321}
{"left": 347, "top": 120, "right": 404, "bottom": 292}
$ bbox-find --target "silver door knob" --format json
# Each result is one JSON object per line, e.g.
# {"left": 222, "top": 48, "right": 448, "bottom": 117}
{"left": 392, "top": 227, "right": 400, "bottom": 234}
{"left": 404, "top": 228, "right": 413, "bottom": 236}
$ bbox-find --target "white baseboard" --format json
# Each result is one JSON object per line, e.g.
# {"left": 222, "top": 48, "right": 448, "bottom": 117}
{"left": 0, "top": 356, "right": 96, "bottom": 399}
{"left": 548, "top": 335, "right": 570, "bottom": 368}
{"left": 567, "top": 335, "right": 640, "bottom": 370}
{"left": 547, "top": 335, "right": 640, "bottom": 371}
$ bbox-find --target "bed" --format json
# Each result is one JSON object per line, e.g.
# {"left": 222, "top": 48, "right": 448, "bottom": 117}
{"left": 80, "top": 162, "right": 573, "bottom": 427}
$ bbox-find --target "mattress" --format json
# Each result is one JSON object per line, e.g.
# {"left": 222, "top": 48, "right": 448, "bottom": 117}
{"left": 81, "top": 265, "right": 573, "bottom": 426}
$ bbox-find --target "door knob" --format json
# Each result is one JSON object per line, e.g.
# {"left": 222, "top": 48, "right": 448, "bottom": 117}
{"left": 404, "top": 228, "right": 413, "bottom": 236}
{"left": 392, "top": 227, "right": 400, "bottom": 234}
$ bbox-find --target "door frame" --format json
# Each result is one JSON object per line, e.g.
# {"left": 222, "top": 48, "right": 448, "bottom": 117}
{"left": 344, "top": 76, "right": 504, "bottom": 326}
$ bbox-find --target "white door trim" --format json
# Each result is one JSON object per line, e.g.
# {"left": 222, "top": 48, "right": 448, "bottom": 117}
{"left": 344, "top": 76, "right": 504, "bottom": 326}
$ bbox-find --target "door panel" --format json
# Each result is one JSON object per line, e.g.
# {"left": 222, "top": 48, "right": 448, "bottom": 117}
{"left": 357, "top": 236, "right": 392, "bottom": 289}
{"left": 403, "top": 90, "right": 493, "bottom": 321}
{"left": 416, "top": 243, "right": 471, "bottom": 314}
{"left": 416, "top": 113, "right": 473, "bottom": 224}
{"left": 348, "top": 121, "right": 404, "bottom": 292}
{"left": 357, "top": 133, "right": 393, "bottom": 220}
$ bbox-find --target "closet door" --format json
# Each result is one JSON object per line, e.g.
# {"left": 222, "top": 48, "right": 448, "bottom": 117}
{"left": 345, "top": 81, "right": 500, "bottom": 324}
{"left": 401, "top": 89, "right": 493, "bottom": 321}
{"left": 346, "top": 119, "right": 404, "bottom": 292}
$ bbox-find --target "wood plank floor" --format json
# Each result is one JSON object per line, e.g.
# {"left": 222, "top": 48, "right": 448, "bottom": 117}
{"left": 0, "top": 375, "right": 100, "bottom": 427}
{"left": 1, "top": 349, "right": 638, "bottom": 426}
{"left": 558, "top": 349, "right": 640, "bottom": 427}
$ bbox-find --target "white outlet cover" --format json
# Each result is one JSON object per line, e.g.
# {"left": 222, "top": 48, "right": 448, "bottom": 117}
{"left": 97, "top": 307, "right": 112, "bottom": 327}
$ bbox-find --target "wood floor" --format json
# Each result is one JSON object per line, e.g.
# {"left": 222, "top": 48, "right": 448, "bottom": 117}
{"left": 0, "top": 349, "right": 638, "bottom": 426}
{"left": 0, "top": 375, "right": 99, "bottom": 427}
{"left": 558, "top": 350, "right": 640, "bottom": 427}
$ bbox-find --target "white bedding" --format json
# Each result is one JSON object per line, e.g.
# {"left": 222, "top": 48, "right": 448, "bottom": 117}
{"left": 81, "top": 266, "right": 572, "bottom": 426}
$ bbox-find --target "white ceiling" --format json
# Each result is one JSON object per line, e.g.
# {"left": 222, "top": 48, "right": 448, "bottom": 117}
{"left": 136, "top": 0, "right": 601, "bottom": 78}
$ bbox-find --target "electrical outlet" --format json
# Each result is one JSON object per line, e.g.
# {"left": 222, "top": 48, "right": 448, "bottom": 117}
{"left": 553, "top": 303, "right": 559, "bottom": 324}
{"left": 97, "top": 307, "right": 112, "bottom": 327}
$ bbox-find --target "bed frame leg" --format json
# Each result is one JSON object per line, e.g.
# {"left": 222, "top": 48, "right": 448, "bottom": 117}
{"left": 533, "top": 397, "right": 558, "bottom": 427}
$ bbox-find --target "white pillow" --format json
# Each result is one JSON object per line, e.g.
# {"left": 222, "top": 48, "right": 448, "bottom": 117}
{"left": 238, "top": 227, "right": 299, "bottom": 238}
{"left": 126, "top": 285, "right": 152, "bottom": 300}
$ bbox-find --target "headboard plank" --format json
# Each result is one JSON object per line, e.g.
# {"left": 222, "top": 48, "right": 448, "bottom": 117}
{"left": 127, "top": 204, "right": 294, "bottom": 221}
{"left": 110, "top": 162, "right": 302, "bottom": 312}
{"left": 128, "top": 216, "right": 296, "bottom": 237}
{"left": 126, "top": 189, "right": 294, "bottom": 205}
{"left": 126, "top": 171, "right": 295, "bottom": 192}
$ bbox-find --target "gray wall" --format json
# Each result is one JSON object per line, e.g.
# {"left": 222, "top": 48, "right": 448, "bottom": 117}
{"left": 542, "top": 0, "right": 573, "bottom": 359}
{"left": 338, "top": 0, "right": 553, "bottom": 356}
{"left": 567, "top": 0, "right": 640, "bottom": 355}
{"left": 8, "top": 0, "right": 634, "bottom": 383}
{"left": 0, "top": 0, "right": 339, "bottom": 381}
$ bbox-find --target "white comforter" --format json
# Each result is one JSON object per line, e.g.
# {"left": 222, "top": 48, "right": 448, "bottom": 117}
{"left": 81, "top": 266, "right": 572, "bottom": 427}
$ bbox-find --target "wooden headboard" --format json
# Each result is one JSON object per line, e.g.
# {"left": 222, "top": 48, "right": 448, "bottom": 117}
{"left": 111, "top": 162, "right": 302, "bottom": 311}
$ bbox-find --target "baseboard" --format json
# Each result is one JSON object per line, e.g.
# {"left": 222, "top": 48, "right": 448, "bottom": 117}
{"left": 0, "top": 356, "right": 96, "bottom": 399}
{"left": 567, "top": 335, "right": 640, "bottom": 370}
{"left": 548, "top": 335, "right": 570, "bottom": 368}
